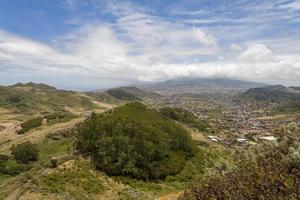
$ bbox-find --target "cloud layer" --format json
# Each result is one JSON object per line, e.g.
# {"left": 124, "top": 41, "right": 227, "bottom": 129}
{"left": 0, "top": 0, "right": 300, "bottom": 89}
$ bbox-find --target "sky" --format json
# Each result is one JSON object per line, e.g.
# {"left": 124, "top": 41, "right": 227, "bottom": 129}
{"left": 0, "top": 0, "right": 299, "bottom": 90}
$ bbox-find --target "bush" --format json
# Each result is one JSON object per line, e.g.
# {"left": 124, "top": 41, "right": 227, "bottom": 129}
{"left": 50, "top": 158, "right": 58, "bottom": 168}
{"left": 18, "top": 117, "right": 43, "bottom": 134}
{"left": 180, "top": 137, "right": 300, "bottom": 200}
{"left": 44, "top": 111, "right": 75, "bottom": 125}
{"left": 10, "top": 141, "right": 39, "bottom": 164}
{"left": 75, "top": 102, "right": 196, "bottom": 180}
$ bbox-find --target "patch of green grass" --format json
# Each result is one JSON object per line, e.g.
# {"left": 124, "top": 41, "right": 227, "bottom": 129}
{"left": 38, "top": 138, "right": 73, "bottom": 163}
{"left": 0, "top": 158, "right": 33, "bottom": 184}
{"left": 167, "top": 146, "right": 227, "bottom": 183}
{"left": 38, "top": 160, "right": 104, "bottom": 199}
{"left": 0, "top": 174, "right": 12, "bottom": 182}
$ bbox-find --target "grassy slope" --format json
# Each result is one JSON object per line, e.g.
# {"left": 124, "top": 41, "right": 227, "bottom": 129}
{"left": 0, "top": 83, "right": 98, "bottom": 113}
{"left": 0, "top": 116, "right": 227, "bottom": 200}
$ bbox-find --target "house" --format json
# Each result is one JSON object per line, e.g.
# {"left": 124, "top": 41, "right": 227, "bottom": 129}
{"left": 257, "top": 136, "right": 277, "bottom": 141}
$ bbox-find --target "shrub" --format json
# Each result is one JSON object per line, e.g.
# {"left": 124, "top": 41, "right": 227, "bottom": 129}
{"left": 44, "top": 111, "right": 76, "bottom": 125}
{"left": 10, "top": 141, "right": 39, "bottom": 164}
{"left": 50, "top": 158, "right": 58, "bottom": 168}
{"left": 17, "top": 117, "right": 43, "bottom": 134}
{"left": 180, "top": 137, "right": 300, "bottom": 200}
{"left": 75, "top": 102, "right": 196, "bottom": 180}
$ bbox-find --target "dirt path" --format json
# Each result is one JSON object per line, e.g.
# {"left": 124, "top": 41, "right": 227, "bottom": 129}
{"left": 76, "top": 93, "right": 116, "bottom": 110}
{"left": 158, "top": 192, "right": 181, "bottom": 200}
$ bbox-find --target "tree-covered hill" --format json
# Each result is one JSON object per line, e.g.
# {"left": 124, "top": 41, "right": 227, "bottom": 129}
{"left": 88, "top": 86, "right": 162, "bottom": 103}
{"left": 74, "top": 102, "right": 196, "bottom": 180}
{"left": 160, "top": 107, "right": 210, "bottom": 131}
{"left": 239, "top": 85, "right": 300, "bottom": 114}
{"left": 106, "top": 88, "right": 141, "bottom": 101}
{"left": 242, "top": 85, "right": 300, "bottom": 103}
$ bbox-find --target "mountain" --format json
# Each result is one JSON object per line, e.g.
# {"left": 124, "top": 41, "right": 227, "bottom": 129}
{"left": 140, "top": 78, "right": 267, "bottom": 94}
{"left": 242, "top": 85, "right": 300, "bottom": 102}
{"left": 89, "top": 86, "right": 161, "bottom": 102}
{"left": 242, "top": 85, "right": 300, "bottom": 113}
{"left": 111, "top": 86, "right": 161, "bottom": 99}
{"left": 0, "top": 82, "right": 99, "bottom": 113}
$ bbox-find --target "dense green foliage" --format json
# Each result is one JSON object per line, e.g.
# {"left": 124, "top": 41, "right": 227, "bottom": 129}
{"left": 44, "top": 111, "right": 76, "bottom": 125}
{"left": 180, "top": 136, "right": 300, "bottom": 200}
{"left": 18, "top": 117, "right": 43, "bottom": 134}
{"left": 10, "top": 141, "right": 39, "bottom": 164}
{"left": 0, "top": 155, "right": 32, "bottom": 176}
{"left": 276, "top": 99, "right": 300, "bottom": 114}
{"left": 106, "top": 89, "right": 140, "bottom": 101}
{"left": 75, "top": 102, "right": 196, "bottom": 180}
{"left": 160, "top": 107, "right": 210, "bottom": 131}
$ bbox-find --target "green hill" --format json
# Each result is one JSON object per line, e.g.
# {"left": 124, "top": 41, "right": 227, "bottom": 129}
{"left": 106, "top": 88, "right": 141, "bottom": 101}
{"left": 160, "top": 107, "right": 210, "bottom": 131}
{"left": 242, "top": 85, "right": 300, "bottom": 103}
{"left": 0, "top": 82, "right": 97, "bottom": 113}
{"left": 101, "top": 86, "right": 161, "bottom": 101}
{"left": 75, "top": 102, "right": 196, "bottom": 180}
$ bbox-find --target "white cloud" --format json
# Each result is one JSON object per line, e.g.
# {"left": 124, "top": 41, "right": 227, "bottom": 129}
{"left": 1, "top": 1, "right": 300, "bottom": 88}
{"left": 238, "top": 44, "right": 272, "bottom": 61}
{"left": 280, "top": 1, "right": 300, "bottom": 10}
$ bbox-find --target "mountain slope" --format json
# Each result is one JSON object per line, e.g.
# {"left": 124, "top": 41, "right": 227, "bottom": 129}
{"left": 242, "top": 85, "right": 300, "bottom": 102}
{"left": 0, "top": 82, "right": 98, "bottom": 113}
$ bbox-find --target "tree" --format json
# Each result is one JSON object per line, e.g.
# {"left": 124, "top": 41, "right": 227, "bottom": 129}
{"left": 10, "top": 141, "right": 39, "bottom": 164}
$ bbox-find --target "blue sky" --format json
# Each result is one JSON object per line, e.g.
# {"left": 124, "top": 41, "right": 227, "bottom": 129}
{"left": 0, "top": 0, "right": 300, "bottom": 90}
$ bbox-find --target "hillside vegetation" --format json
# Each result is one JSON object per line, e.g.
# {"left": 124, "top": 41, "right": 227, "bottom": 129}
{"left": 242, "top": 85, "right": 300, "bottom": 103}
{"left": 0, "top": 82, "right": 97, "bottom": 113}
{"left": 17, "top": 117, "right": 43, "bottom": 134}
{"left": 160, "top": 107, "right": 210, "bottom": 131}
{"left": 180, "top": 131, "right": 300, "bottom": 200}
{"left": 75, "top": 102, "right": 196, "bottom": 180}
{"left": 106, "top": 88, "right": 141, "bottom": 101}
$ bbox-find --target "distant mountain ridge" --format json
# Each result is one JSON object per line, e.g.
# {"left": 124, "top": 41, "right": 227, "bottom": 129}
{"left": 162, "top": 78, "right": 266, "bottom": 88}
{"left": 243, "top": 85, "right": 300, "bottom": 102}
{"left": 106, "top": 86, "right": 161, "bottom": 100}
{"left": 140, "top": 78, "right": 267, "bottom": 94}
{"left": 11, "top": 82, "right": 57, "bottom": 90}
{"left": 0, "top": 82, "right": 98, "bottom": 113}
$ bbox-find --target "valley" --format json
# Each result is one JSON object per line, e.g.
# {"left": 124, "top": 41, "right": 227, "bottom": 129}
{"left": 0, "top": 79, "right": 299, "bottom": 200}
